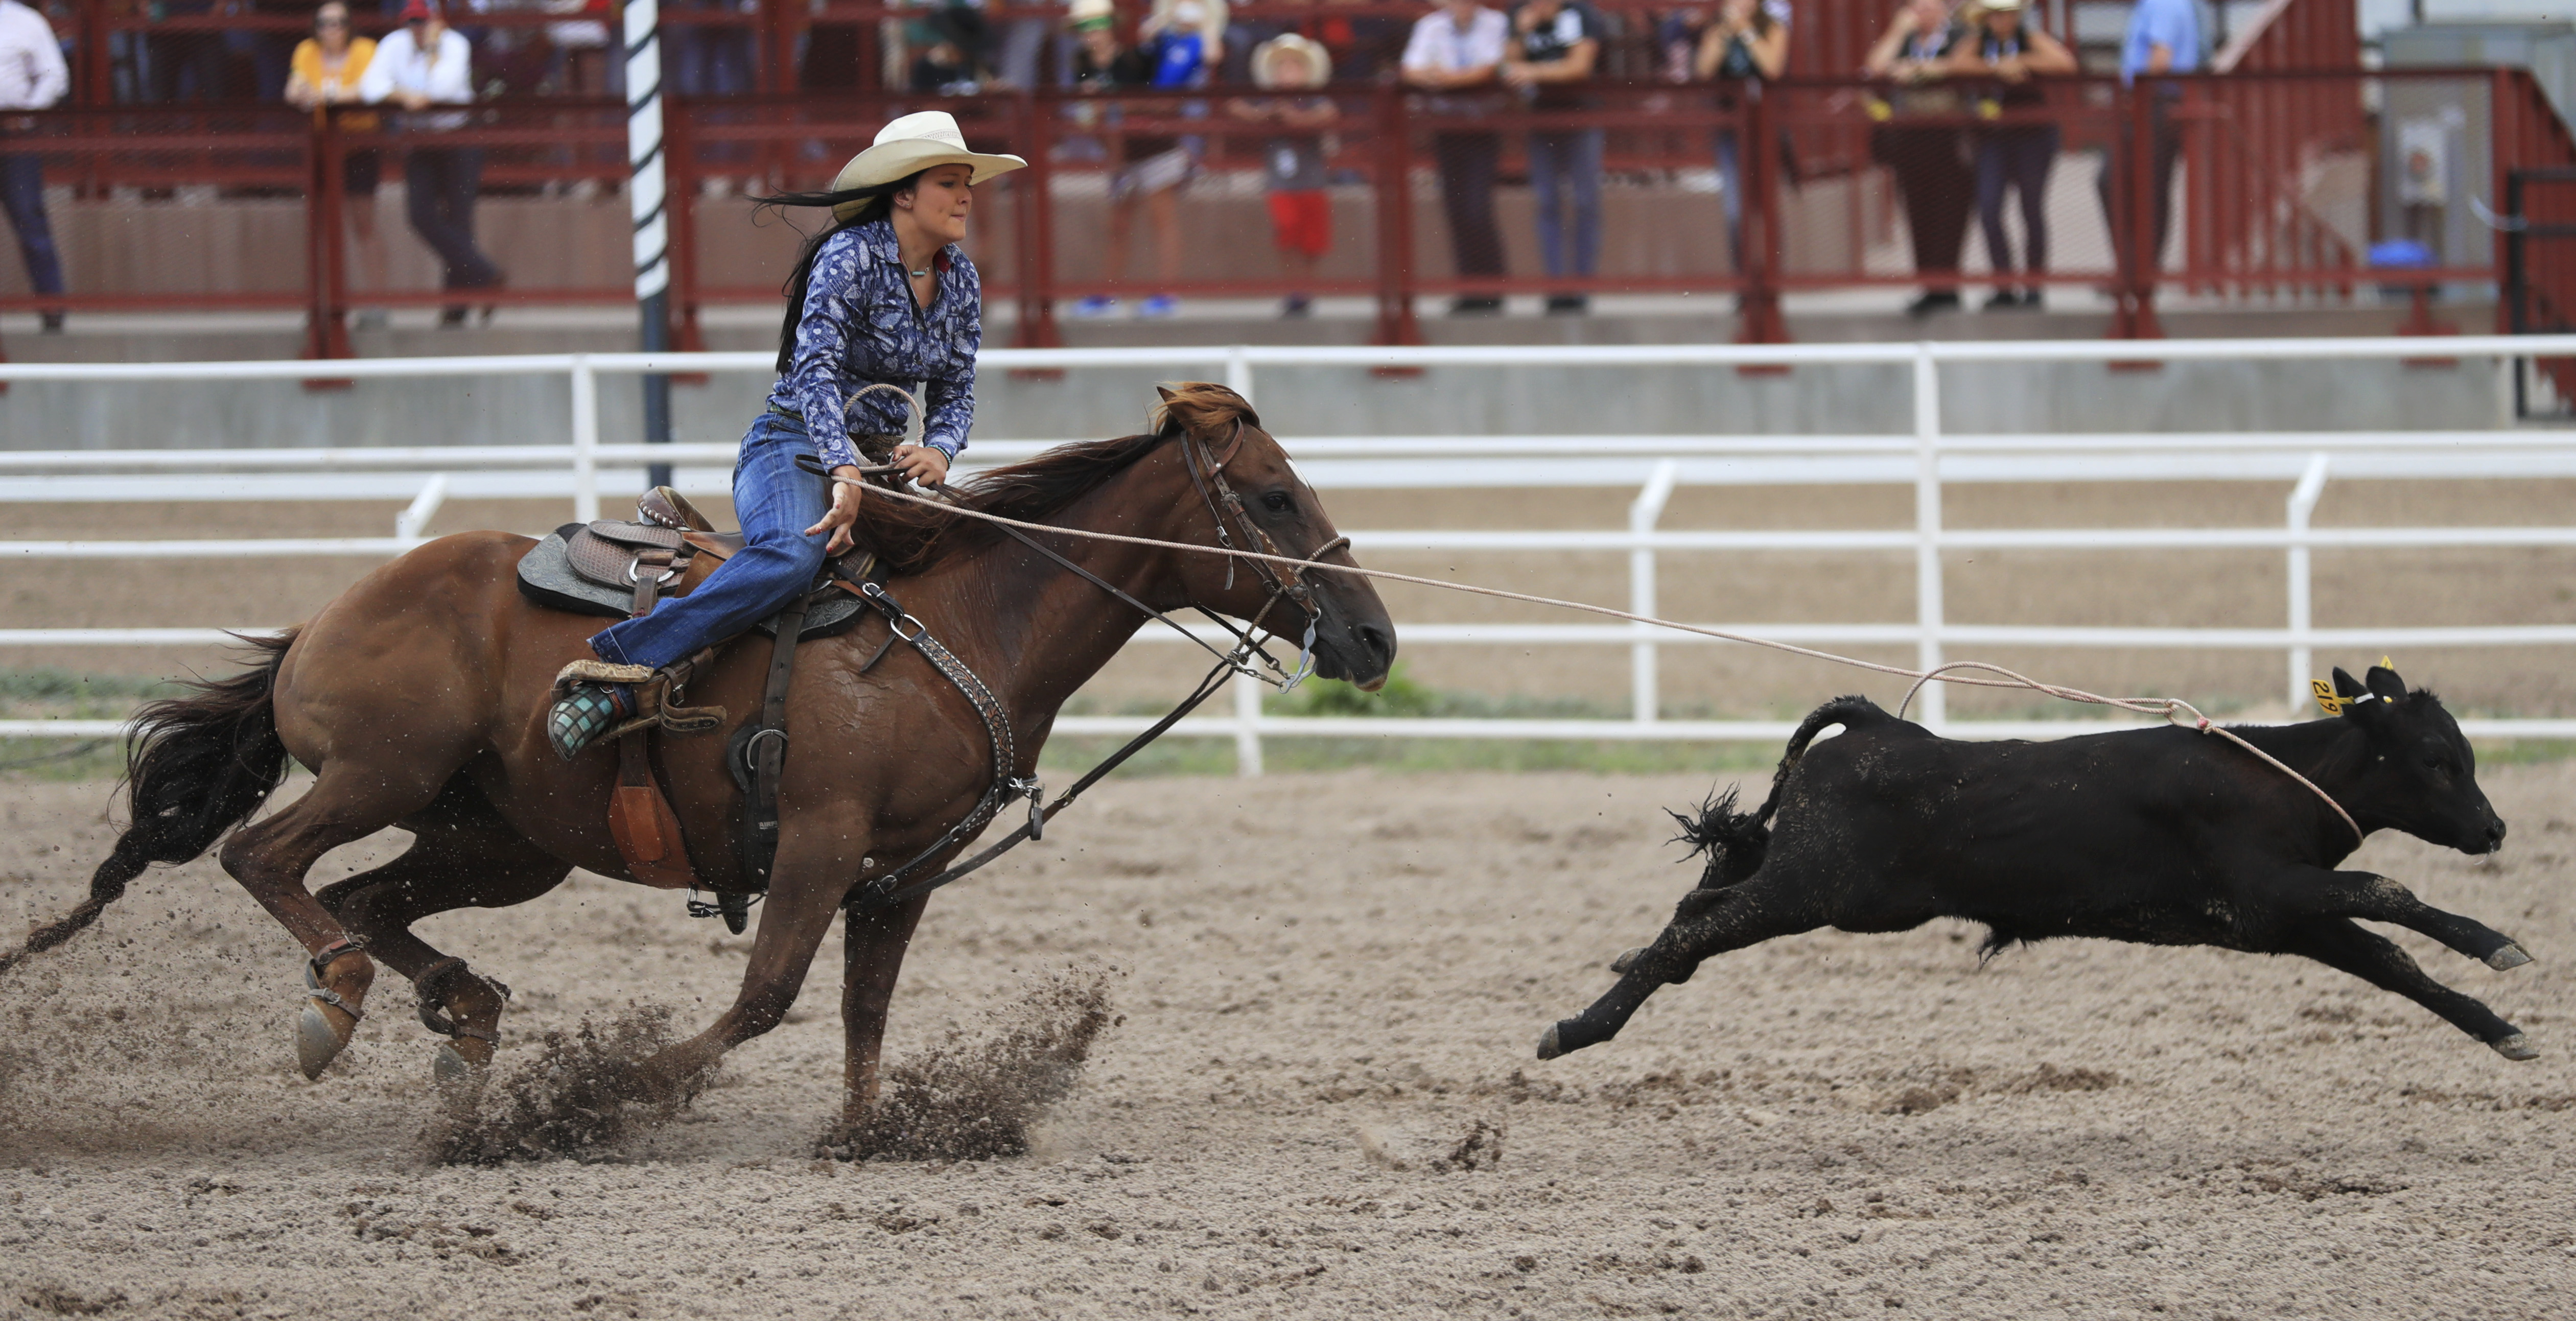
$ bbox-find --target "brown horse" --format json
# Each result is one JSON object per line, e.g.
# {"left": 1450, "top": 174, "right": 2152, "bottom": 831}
{"left": 2, "top": 384, "right": 1394, "bottom": 1122}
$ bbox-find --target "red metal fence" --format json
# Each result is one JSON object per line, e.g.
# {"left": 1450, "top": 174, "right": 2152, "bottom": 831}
{"left": 0, "top": 68, "right": 2550, "bottom": 359}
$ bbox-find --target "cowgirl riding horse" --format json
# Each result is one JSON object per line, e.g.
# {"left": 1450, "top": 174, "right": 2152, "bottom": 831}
{"left": 548, "top": 112, "right": 1027, "bottom": 758}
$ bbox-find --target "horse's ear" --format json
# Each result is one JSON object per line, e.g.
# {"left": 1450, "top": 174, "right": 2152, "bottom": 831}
{"left": 2366, "top": 664, "right": 2408, "bottom": 704}
{"left": 1154, "top": 385, "right": 1178, "bottom": 403}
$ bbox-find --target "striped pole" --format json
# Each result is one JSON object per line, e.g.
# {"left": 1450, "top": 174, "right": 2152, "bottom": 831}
{"left": 624, "top": 0, "right": 674, "bottom": 487}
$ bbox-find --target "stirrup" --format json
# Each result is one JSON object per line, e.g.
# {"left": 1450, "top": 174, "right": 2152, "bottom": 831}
{"left": 548, "top": 681, "right": 637, "bottom": 761}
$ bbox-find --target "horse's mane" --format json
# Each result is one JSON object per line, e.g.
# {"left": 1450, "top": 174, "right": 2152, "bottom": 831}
{"left": 855, "top": 382, "right": 1260, "bottom": 575}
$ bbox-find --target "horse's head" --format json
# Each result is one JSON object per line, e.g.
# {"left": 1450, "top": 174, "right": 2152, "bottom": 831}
{"left": 1153, "top": 384, "right": 1396, "bottom": 690}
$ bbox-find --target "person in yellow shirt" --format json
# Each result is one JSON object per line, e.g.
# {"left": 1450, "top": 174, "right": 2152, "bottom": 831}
{"left": 287, "top": 3, "right": 388, "bottom": 327}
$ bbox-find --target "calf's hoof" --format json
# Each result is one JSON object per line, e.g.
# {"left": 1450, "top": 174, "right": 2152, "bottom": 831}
{"left": 2487, "top": 942, "right": 2534, "bottom": 972}
{"left": 1536, "top": 1024, "right": 1566, "bottom": 1060}
{"left": 2491, "top": 1032, "right": 2539, "bottom": 1061}
{"left": 1609, "top": 947, "right": 1645, "bottom": 975}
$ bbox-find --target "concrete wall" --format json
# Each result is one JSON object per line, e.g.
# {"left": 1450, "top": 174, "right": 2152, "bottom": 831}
{"left": 0, "top": 304, "right": 2515, "bottom": 453}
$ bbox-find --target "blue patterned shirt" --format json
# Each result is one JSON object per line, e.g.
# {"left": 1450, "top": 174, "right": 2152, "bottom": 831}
{"left": 767, "top": 218, "right": 980, "bottom": 468}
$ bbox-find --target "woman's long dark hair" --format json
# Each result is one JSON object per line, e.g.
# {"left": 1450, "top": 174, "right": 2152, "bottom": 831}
{"left": 754, "top": 168, "right": 928, "bottom": 373}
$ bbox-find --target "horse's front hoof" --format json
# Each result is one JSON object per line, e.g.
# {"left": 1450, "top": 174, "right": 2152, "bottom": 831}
{"left": 1609, "top": 947, "right": 1645, "bottom": 975}
{"left": 2492, "top": 1032, "right": 2539, "bottom": 1061}
{"left": 2488, "top": 942, "right": 2534, "bottom": 972}
{"left": 296, "top": 1001, "right": 356, "bottom": 1080}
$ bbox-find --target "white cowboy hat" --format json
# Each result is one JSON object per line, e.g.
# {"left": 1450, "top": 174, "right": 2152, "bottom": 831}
{"left": 1067, "top": 0, "right": 1114, "bottom": 26}
{"left": 1251, "top": 33, "right": 1331, "bottom": 90}
{"left": 830, "top": 111, "right": 1028, "bottom": 222}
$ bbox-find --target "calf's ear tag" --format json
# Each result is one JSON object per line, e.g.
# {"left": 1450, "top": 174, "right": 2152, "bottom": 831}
{"left": 2311, "top": 679, "right": 2345, "bottom": 715}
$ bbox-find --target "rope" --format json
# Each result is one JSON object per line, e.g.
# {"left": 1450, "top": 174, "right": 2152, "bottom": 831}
{"left": 829, "top": 473, "right": 2369, "bottom": 848}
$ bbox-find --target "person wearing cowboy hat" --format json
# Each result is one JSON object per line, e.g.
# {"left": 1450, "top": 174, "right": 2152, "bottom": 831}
{"left": 547, "top": 111, "right": 1025, "bottom": 760}
{"left": 1228, "top": 35, "right": 1338, "bottom": 317}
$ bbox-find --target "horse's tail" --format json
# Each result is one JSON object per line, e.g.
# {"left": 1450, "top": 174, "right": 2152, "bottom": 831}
{"left": 0, "top": 630, "right": 297, "bottom": 978}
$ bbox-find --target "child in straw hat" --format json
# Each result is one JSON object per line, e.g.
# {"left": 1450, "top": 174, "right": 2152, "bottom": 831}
{"left": 1228, "top": 35, "right": 1339, "bottom": 317}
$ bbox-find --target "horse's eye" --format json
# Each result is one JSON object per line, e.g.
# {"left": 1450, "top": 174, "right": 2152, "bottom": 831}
{"left": 1261, "top": 490, "right": 1293, "bottom": 514}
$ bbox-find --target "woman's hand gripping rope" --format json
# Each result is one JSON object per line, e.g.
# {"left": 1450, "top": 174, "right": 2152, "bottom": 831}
{"left": 800, "top": 383, "right": 949, "bottom": 556}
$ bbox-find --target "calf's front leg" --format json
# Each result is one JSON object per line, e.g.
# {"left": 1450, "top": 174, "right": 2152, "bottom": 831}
{"left": 2293, "top": 867, "right": 2532, "bottom": 971}
{"left": 2282, "top": 916, "right": 2536, "bottom": 1060}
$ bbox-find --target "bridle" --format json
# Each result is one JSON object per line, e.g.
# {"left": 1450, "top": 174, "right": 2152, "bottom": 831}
{"left": 1179, "top": 417, "right": 1351, "bottom": 628}
{"left": 821, "top": 414, "right": 1355, "bottom": 693}
{"left": 813, "top": 406, "right": 1363, "bottom": 913}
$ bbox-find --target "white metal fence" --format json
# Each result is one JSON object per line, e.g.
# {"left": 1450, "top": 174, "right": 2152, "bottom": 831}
{"left": 8, "top": 337, "right": 2576, "bottom": 772}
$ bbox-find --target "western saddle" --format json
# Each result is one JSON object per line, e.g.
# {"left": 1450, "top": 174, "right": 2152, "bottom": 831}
{"left": 518, "top": 487, "right": 878, "bottom": 933}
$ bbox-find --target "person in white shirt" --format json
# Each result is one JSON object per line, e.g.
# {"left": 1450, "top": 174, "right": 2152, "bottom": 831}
{"left": 1401, "top": 0, "right": 1508, "bottom": 315}
{"left": 0, "top": 0, "right": 68, "bottom": 331}
{"left": 360, "top": 0, "right": 503, "bottom": 324}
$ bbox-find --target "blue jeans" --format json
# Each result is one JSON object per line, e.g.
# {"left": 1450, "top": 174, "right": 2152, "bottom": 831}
{"left": 592, "top": 411, "right": 830, "bottom": 672}
{"left": 1976, "top": 126, "right": 2057, "bottom": 275}
{"left": 0, "top": 155, "right": 64, "bottom": 296}
{"left": 1715, "top": 130, "right": 1745, "bottom": 273}
{"left": 1527, "top": 128, "right": 1603, "bottom": 280}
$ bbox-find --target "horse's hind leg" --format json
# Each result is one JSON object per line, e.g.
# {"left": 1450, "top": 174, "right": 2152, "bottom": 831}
{"left": 218, "top": 761, "right": 460, "bottom": 1079}
{"left": 318, "top": 782, "right": 571, "bottom": 1084}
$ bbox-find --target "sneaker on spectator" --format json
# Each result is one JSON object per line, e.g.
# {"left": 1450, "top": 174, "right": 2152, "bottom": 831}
{"left": 1072, "top": 296, "right": 1118, "bottom": 318}
{"left": 39, "top": 312, "right": 63, "bottom": 334}
{"left": 2015, "top": 287, "right": 2045, "bottom": 311}
{"left": 1281, "top": 294, "right": 1312, "bottom": 319}
{"left": 1137, "top": 294, "right": 1179, "bottom": 319}
{"left": 1907, "top": 290, "right": 1962, "bottom": 318}
{"left": 1448, "top": 295, "right": 1504, "bottom": 316}
{"left": 1544, "top": 294, "right": 1587, "bottom": 315}
{"left": 1982, "top": 288, "right": 2022, "bottom": 311}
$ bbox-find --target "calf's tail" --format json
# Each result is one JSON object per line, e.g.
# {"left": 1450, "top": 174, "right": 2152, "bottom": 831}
{"left": 1553, "top": 696, "right": 1894, "bottom": 1061}
{"left": 1751, "top": 695, "right": 1889, "bottom": 825}
{"left": 0, "top": 630, "right": 297, "bottom": 979}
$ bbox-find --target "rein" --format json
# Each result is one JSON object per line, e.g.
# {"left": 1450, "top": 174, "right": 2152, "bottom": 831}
{"left": 810, "top": 417, "right": 1343, "bottom": 912}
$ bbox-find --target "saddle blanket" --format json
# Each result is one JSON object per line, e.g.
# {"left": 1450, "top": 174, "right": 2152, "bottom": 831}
{"left": 514, "top": 524, "right": 869, "bottom": 641}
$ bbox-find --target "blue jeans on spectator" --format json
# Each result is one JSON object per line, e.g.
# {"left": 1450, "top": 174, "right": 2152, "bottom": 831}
{"left": 593, "top": 411, "right": 830, "bottom": 672}
{"left": 1527, "top": 127, "right": 1603, "bottom": 280}
{"left": 1975, "top": 126, "right": 2057, "bottom": 278}
{"left": 0, "top": 155, "right": 65, "bottom": 300}
{"left": 1715, "top": 129, "right": 1745, "bottom": 272}
{"left": 405, "top": 147, "right": 503, "bottom": 292}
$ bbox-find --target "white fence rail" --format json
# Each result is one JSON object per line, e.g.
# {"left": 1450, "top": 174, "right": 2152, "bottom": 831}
{"left": 8, "top": 337, "right": 2576, "bottom": 769}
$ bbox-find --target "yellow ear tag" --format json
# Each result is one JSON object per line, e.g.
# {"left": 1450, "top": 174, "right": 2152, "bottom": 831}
{"left": 2378, "top": 654, "right": 2394, "bottom": 672}
{"left": 2311, "top": 679, "right": 2345, "bottom": 715}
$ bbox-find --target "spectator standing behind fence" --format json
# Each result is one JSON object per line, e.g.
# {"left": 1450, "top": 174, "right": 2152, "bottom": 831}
{"left": 1401, "top": 0, "right": 1508, "bottom": 315}
{"left": 361, "top": 0, "right": 504, "bottom": 327}
{"left": 2100, "top": 0, "right": 2197, "bottom": 287}
{"left": 1229, "top": 33, "right": 1336, "bottom": 318}
{"left": 1695, "top": 0, "right": 1787, "bottom": 285}
{"left": 289, "top": 4, "right": 391, "bottom": 329}
{"left": 1504, "top": 0, "right": 1601, "bottom": 316}
{"left": 0, "top": 0, "right": 64, "bottom": 331}
{"left": 1863, "top": 0, "right": 1968, "bottom": 317}
{"left": 1952, "top": 0, "right": 2069, "bottom": 310}
{"left": 1068, "top": 0, "right": 1215, "bottom": 319}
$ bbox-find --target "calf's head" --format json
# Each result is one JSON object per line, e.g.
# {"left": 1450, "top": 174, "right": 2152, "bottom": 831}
{"left": 2329, "top": 664, "right": 2505, "bottom": 855}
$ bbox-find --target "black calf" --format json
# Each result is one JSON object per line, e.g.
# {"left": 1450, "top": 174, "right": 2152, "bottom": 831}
{"left": 1540, "top": 665, "right": 2537, "bottom": 1063}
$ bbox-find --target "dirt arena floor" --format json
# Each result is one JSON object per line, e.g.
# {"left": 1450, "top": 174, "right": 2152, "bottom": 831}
{"left": 2, "top": 762, "right": 2571, "bottom": 1319}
